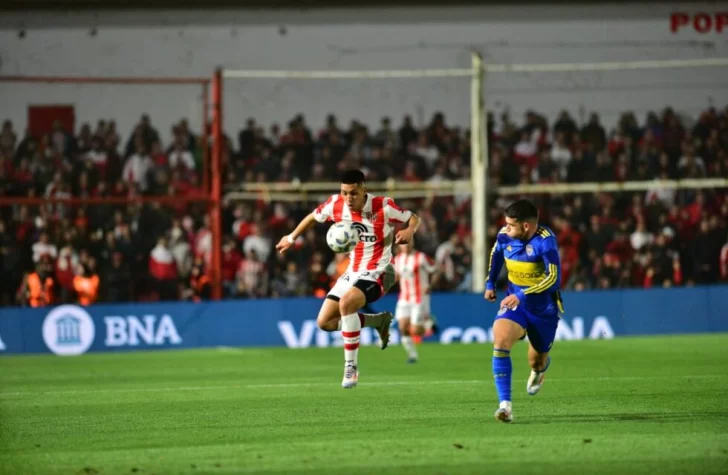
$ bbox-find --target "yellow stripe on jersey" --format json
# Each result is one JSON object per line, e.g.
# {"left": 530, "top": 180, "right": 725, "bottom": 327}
{"left": 537, "top": 227, "right": 551, "bottom": 238}
{"left": 505, "top": 258, "right": 546, "bottom": 287}
{"left": 487, "top": 228, "right": 506, "bottom": 277}
{"left": 487, "top": 242, "right": 498, "bottom": 277}
{"left": 524, "top": 263, "right": 558, "bottom": 295}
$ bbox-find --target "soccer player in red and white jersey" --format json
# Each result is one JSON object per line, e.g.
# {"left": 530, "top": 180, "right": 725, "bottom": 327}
{"left": 276, "top": 170, "right": 420, "bottom": 388}
{"left": 393, "top": 240, "right": 440, "bottom": 364}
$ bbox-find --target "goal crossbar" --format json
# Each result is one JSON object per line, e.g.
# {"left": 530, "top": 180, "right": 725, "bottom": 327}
{"left": 223, "top": 69, "right": 472, "bottom": 79}
{"left": 223, "top": 189, "right": 466, "bottom": 204}
{"left": 222, "top": 57, "right": 728, "bottom": 79}
{"left": 223, "top": 178, "right": 728, "bottom": 195}
{"left": 497, "top": 178, "right": 728, "bottom": 195}
{"left": 226, "top": 180, "right": 472, "bottom": 193}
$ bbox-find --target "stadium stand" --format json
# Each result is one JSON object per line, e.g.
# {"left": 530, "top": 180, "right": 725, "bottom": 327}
{"left": 1, "top": 105, "right": 727, "bottom": 306}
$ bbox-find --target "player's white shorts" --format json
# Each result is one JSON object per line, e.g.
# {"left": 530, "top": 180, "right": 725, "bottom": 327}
{"left": 395, "top": 295, "right": 431, "bottom": 326}
{"left": 327, "top": 264, "right": 396, "bottom": 304}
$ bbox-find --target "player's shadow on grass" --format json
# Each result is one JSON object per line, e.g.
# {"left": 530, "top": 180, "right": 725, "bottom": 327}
{"left": 522, "top": 411, "right": 727, "bottom": 424}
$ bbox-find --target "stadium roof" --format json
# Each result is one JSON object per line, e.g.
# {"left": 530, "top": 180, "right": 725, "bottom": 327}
{"left": 0, "top": 0, "right": 679, "bottom": 11}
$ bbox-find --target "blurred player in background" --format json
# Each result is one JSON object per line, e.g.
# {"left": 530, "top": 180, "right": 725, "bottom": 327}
{"left": 393, "top": 240, "right": 440, "bottom": 363}
{"left": 484, "top": 199, "right": 564, "bottom": 423}
{"left": 276, "top": 169, "right": 420, "bottom": 388}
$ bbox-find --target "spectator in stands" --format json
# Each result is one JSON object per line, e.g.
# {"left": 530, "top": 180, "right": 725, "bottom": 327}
{"left": 168, "top": 140, "right": 196, "bottom": 171}
{"left": 309, "top": 253, "right": 331, "bottom": 299}
{"left": 399, "top": 115, "right": 418, "bottom": 151}
{"left": 32, "top": 231, "right": 58, "bottom": 263}
{"left": 237, "top": 248, "right": 268, "bottom": 298}
{"left": 580, "top": 113, "right": 607, "bottom": 151}
{"left": 721, "top": 237, "right": 728, "bottom": 281}
{"left": 168, "top": 221, "right": 191, "bottom": 272}
{"left": 554, "top": 110, "right": 578, "bottom": 144}
{"left": 243, "top": 223, "right": 271, "bottom": 263}
{"left": 183, "top": 263, "right": 211, "bottom": 302}
{"left": 55, "top": 233, "right": 78, "bottom": 303}
{"left": 271, "top": 261, "right": 306, "bottom": 297}
{"left": 679, "top": 144, "right": 706, "bottom": 178}
{"left": 2, "top": 102, "right": 726, "bottom": 304}
{"left": 149, "top": 236, "right": 178, "bottom": 300}
{"left": 326, "top": 253, "right": 349, "bottom": 285}
{"left": 550, "top": 131, "right": 573, "bottom": 179}
{"left": 414, "top": 132, "right": 439, "bottom": 171}
{"left": 76, "top": 123, "right": 94, "bottom": 155}
{"left": 73, "top": 262, "right": 100, "bottom": 306}
{"left": 0, "top": 219, "right": 17, "bottom": 305}
{"left": 221, "top": 237, "right": 242, "bottom": 297}
{"left": 513, "top": 130, "right": 538, "bottom": 169}
{"left": 435, "top": 233, "right": 459, "bottom": 288}
{"left": 122, "top": 144, "right": 152, "bottom": 192}
{"left": 1, "top": 120, "right": 18, "bottom": 157}
{"left": 630, "top": 221, "right": 653, "bottom": 251}
{"left": 193, "top": 215, "right": 213, "bottom": 269}
{"left": 22, "top": 258, "right": 55, "bottom": 308}
{"left": 51, "top": 120, "right": 74, "bottom": 158}
{"left": 452, "top": 238, "right": 473, "bottom": 292}
{"left": 374, "top": 117, "right": 398, "bottom": 149}
{"left": 85, "top": 136, "right": 108, "bottom": 172}
{"left": 103, "top": 252, "right": 132, "bottom": 302}
{"left": 690, "top": 219, "right": 724, "bottom": 284}
{"left": 125, "top": 114, "right": 160, "bottom": 157}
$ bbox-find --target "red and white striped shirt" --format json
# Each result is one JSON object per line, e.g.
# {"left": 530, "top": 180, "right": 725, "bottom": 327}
{"left": 394, "top": 250, "right": 437, "bottom": 304}
{"left": 313, "top": 193, "right": 412, "bottom": 273}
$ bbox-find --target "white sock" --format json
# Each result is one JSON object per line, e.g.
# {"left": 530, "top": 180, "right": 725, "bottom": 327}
{"left": 337, "top": 314, "right": 366, "bottom": 331}
{"left": 401, "top": 335, "right": 418, "bottom": 359}
{"left": 341, "top": 313, "right": 361, "bottom": 366}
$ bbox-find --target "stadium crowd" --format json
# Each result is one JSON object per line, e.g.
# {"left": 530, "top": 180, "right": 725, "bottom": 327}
{"left": 0, "top": 104, "right": 727, "bottom": 307}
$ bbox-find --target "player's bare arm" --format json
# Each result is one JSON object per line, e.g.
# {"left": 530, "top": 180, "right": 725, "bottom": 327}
{"left": 395, "top": 214, "right": 420, "bottom": 244}
{"left": 276, "top": 212, "right": 317, "bottom": 254}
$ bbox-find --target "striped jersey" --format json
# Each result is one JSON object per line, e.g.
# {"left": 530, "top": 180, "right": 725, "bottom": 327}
{"left": 313, "top": 193, "right": 412, "bottom": 273}
{"left": 393, "top": 250, "right": 437, "bottom": 304}
{"left": 486, "top": 225, "right": 563, "bottom": 314}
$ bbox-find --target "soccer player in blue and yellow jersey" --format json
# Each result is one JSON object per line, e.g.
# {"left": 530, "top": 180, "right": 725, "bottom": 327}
{"left": 484, "top": 199, "right": 564, "bottom": 423}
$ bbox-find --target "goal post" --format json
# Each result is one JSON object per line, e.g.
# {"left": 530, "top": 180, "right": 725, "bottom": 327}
{"left": 471, "top": 53, "right": 489, "bottom": 296}
{"left": 213, "top": 55, "right": 728, "bottom": 294}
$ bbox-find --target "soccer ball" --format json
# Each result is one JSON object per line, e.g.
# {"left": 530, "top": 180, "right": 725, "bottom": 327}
{"left": 326, "top": 222, "right": 360, "bottom": 253}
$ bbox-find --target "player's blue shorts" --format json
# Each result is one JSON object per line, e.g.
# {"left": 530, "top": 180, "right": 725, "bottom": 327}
{"left": 495, "top": 304, "right": 559, "bottom": 353}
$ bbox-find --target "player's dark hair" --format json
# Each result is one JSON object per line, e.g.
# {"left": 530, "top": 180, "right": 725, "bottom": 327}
{"left": 505, "top": 199, "right": 538, "bottom": 222}
{"left": 341, "top": 169, "right": 366, "bottom": 185}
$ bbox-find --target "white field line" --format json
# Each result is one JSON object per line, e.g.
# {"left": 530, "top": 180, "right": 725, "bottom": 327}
{"left": 0, "top": 374, "right": 721, "bottom": 397}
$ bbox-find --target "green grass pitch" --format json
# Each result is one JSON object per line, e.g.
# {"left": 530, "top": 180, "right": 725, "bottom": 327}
{"left": 1, "top": 335, "right": 727, "bottom": 474}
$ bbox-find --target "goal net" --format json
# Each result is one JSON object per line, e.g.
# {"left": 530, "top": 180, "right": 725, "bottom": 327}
{"left": 214, "top": 55, "right": 728, "bottom": 293}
